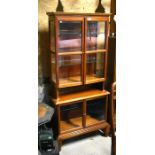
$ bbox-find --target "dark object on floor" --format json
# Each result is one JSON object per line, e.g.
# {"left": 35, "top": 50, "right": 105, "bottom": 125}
{"left": 39, "top": 129, "right": 54, "bottom": 152}
{"left": 38, "top": 103, "right": 59, "bottom": 155}
{"left": 40, "top": 141, "right": 59, "bottom": 155}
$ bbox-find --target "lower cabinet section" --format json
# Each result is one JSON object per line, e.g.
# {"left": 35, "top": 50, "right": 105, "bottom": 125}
{"left": 55, "top": 92, "right": 110, "bottom": 150}
{"left": 58, "top": 96, "right": 108, "bottom": 134}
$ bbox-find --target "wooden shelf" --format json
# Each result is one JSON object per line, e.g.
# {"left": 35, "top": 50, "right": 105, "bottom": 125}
{"left": 52, "top": 89, "right": 109, "bottom": 105}
{"left": 60, "top": 117, "right": 82, "bottom": 133}
{"left": 59, "top": 121, "right": 110, "bottom": 141}
{"left": 59, "top": 76, "right": 82, "bottom": 88}
{"left": 86, "top": 76, "right": 105, "bottom": 84}
{"left": 86, "top": 115, "right": 105, "bottom": 126}
{"left": 60, "top": 115, "right": 105, "bottom": 133}
{"left": 86, "top": 49, "right": 106, "bottom": 53}
{"left": 58, "top": 51, "right": 82, "bottom": 55}
{"left": 58, "top": 50, "right": 106, "bottom": 55}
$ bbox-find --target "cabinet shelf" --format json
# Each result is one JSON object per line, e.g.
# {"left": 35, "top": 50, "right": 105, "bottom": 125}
{"left": 86, "top": 115, "right": 105, "bottom": 126}
{"left": 52, "top": 89, "right": 109, "bottom": 105}
{"left": 60, "top": 117, "right": 82, "bottom": 133}
{"left": 58, "top": 51, "right": 82, "bottom": 55}
{"left": 86, "top": 76, "right": 105, "bottom": 84}
{"left": 86, "top": 49, "right": 106, "bottom": 53}
{"left": 60, "top": 115, "right": 105, "bottom": 133}
{"left": 59, "top": 76, "right": 82, "bottom": 88}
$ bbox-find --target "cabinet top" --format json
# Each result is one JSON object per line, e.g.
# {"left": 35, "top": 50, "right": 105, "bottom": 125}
{"left": 46, "top": 12, "right": 112, "bottom": 17}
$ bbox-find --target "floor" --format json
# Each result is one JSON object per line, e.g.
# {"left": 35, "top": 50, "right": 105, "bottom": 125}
{"left": 60, "top": 132, "right": 112, "bottom": 155}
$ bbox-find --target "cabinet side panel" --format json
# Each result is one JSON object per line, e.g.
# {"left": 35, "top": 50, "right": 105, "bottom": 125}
{"left": 49, "top": 20, "right": 56, "bottom": 52}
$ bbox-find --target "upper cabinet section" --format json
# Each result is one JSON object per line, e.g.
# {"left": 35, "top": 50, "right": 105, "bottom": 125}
{"left": 47, "top": 13, "right": 111, "bottom": 88}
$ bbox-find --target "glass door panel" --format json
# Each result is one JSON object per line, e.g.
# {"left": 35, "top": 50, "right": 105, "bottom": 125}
{"left": 87, "top": 21, "right": 106, "bottom": 51}
{"left": 86, "top": 53, "right": 105, "bottom": 83}
{"left": 60, "top": 102, "right": 83, "bottom": 133}
{"left": 58, "top": 21, "right": 82, "bottom": 52}
{"left": 86, "top": 97, "right": 107, "bottom": 126}
{"left": 58, "top": 54, "right": 82, "bottom": 87}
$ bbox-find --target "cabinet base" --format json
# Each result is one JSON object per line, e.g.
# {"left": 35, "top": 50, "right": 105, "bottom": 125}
{"left": 58, "top": 122, "right": 110, "bottom": 150}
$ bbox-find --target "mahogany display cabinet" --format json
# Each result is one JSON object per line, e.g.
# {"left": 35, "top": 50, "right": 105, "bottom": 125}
{"left": 46, "top": 12, "right": 111, "bottom": 148}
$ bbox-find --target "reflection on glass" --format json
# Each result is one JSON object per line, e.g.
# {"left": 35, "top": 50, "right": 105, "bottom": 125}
{"left": 87, "top": 21, "right": 106, "bottom": 51}
{"left": 86, "top": 98, "right": 106, "bottom": 126}
{"left": 58, "top": 55, "right": 82, "bottom": 85}
{"left": 60, "top": 103, "right": 82, "bottom": 132}
{"left": 86, "top": 53, "right": 105, "bottom": 82}
{"left": 51, "top": 54, "right": 56, "bottom": 82}
{"left": 58, "top": 21, "right": 82, "bottom": 52}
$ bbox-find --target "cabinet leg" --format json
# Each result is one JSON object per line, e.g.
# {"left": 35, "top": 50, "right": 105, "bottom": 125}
{"left": 112, "top": 136, "right": 116, "bottom": 155}
{"left": 58, "top": 139, "right": 62, "bottom": 151}
{"left": 104, "top": 124, "right": 110, "bottom": 136}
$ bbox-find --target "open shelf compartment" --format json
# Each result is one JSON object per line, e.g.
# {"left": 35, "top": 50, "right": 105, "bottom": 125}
{"left": 58, "top": 95, "right": 108, "bottom": 134}
{"left": 86, "top": 97, "right": 107, "bottom": 126}
{"left": 60, "top": 102, "right": 83, "bottom": 133}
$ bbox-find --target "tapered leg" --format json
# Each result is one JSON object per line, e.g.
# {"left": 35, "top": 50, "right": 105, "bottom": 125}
{"left": 58, "top": 139, "right": 62, "bottom": 151}
{"left": 112, "top": 135, "right": 116, "bottom": 155}
{"left": 104, "top": 124, "right": 110, "bottom": 136}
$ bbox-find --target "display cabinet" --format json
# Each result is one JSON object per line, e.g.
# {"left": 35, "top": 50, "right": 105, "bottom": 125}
{"left": 47, "top": 12, "right": 111, "bottom": 149}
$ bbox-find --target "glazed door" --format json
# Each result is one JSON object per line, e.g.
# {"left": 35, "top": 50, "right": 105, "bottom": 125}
{"left": 85, "top": 16, "right": 109, "bottom": 84}
{"left": 56, "top": 17, "right": 84, "bottom": 88}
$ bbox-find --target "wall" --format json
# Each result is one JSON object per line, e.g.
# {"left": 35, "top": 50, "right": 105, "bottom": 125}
{"left": 38, "top": 0, "right": 112, "bottom": 80}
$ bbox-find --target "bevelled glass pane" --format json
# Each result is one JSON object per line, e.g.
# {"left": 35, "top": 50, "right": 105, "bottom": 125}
{"left": 58, "top": 21, "right": 82, "bottom": 52}
{"left": 87, "top": 21, "right": 106, "bottom": 51}
{"left": 86, "top": 53, "right": 105, "bottom": 82}
{"left": 58, "top": 55, "right": 82, "bottom": 86}
{"left": 86, "top": 98, "right": 106, "bottom": 126}
{"left": 60, "top": 103, "right": 82, "bottom": 132}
